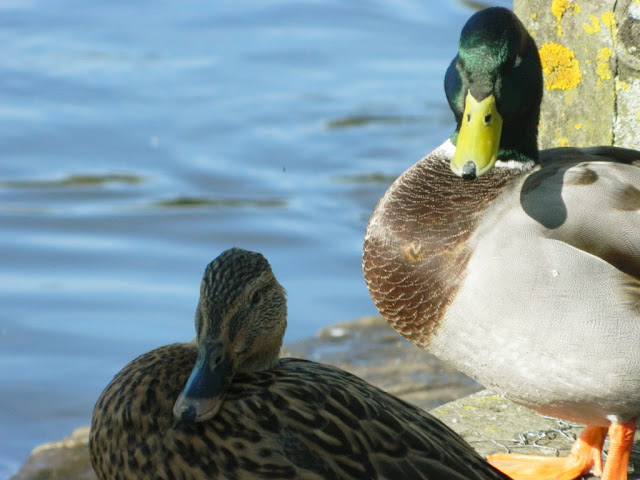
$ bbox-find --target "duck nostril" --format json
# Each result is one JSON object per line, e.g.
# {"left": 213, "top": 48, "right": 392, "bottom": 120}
{"left": 484, "top": 113, "right": 492, "bottom": 124}
{"left": 179, "top": 404, "right": 197, "bottom": 423}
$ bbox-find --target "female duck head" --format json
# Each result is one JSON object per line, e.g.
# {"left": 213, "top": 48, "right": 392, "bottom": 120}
{"left": 173, "top": 248, "right": 287, "bottom": 422}
{"left": 446, "top": 7, "right": 543, "bottom": 179}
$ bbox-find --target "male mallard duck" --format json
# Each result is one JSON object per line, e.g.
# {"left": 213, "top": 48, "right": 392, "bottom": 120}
{"left": 89, "top": 247, "right": 509, "bottom": 480}
{"left": 363, "top": 7, "right": 640, "bottom": 480}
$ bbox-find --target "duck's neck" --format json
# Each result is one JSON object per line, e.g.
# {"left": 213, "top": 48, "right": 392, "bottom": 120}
{"left": 237, "top": 346, "right": 281, "bottom": 374}
{"left": 498, "top": 80, "right": 542, "bottom": 163}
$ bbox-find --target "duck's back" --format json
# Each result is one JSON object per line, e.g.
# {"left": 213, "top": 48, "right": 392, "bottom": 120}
{"left": 90, "top": 343, "right": 509, "bottom": 480}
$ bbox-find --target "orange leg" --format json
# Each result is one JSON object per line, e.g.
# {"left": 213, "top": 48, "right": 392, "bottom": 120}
{"left": 601, "top": 420, "right": 636, "bottom": 480}
{"left": 487, "top": 425, "right": 607, "bottom": 480}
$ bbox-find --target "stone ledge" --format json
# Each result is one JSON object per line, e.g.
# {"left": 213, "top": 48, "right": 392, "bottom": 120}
{"left": 432, "top": 390, "right": 640, "bottom": 480}
{"left": 11, "top": 425, "right": 94, "bottom": 480}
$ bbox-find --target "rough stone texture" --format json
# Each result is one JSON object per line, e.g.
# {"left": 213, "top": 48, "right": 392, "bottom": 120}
{"left": 433, "top": 390, "right": 640, "bottom": 480}
{"left": 10, "top": 317, "right": 640, "bottom": 479}
{"left": 515, "top": 0, "right": 640, "bottom": 150}
{"left": 10, "top": 426, "right": 95, "bottom": 480}
{"left": 283, "top": 315, "right": 481, "bottom": 410}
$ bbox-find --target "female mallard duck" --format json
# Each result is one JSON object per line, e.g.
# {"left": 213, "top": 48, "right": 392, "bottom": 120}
{"left": 89, "top": 247, "right": 509, "bottom": 480}
{"left": 363, "top": 6, "right": 640, "bottom": 480}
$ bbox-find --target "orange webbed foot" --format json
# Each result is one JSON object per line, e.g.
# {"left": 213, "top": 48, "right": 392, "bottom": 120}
{"left": 488, "top": 421, "right": 637, "bottom": 480}
{"left": 487, "top": 425, "right": 607, "bottom": 480}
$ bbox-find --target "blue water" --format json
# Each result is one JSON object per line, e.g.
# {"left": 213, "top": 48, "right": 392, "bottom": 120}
{"left": 0, "top": 0, "right": 510, "bottom": 477}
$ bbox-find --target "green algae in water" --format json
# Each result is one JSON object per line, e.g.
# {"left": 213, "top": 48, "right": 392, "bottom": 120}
{"left": 1, "top": 173, "right": 143, "bottom": 189}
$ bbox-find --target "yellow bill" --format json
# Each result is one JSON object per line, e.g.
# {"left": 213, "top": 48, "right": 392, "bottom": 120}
{"left": 450, "top": 91, "right": 503, "bottom": 179}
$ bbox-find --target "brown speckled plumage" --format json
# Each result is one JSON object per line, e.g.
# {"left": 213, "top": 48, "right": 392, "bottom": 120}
{"left": 90, "top": 248, "right": 509, "bottom": 480}
{"left": 363, "top": 149, "right": 520, "bottom": 347}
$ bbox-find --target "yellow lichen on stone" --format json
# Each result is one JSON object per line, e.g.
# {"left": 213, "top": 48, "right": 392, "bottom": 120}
{"left": 551, "top": 0, "right": 581, "bottom": 36}
{"left": 583, "top": 15, "right": 601, "bottom": 34}
{"left": 531, "top": 13, "right": 538, "bottom": 20}
{"left": 473, "top": 395, "right": 503, "bottom": 405}
{"left": 602, "top": 11, "right": 616, "bottom": 30}
{"left": 617, "top": 79, "right": 630, "bottom": 91}
{"left": 637, "top": 109, "right": 640, "bottom": 121}
{"left": 574, "top": 123, "right": 582, "bottom": 130}
{"left": 539, "top": 43, "right": 582, "bottom": 90}
{"left": 600, "top": 12, "right": 618, "bottom": 40}
{"left": 557, "top": 137, "right": 570, "bottom": 147}
{"left": 597, "top": 48, "right": 613, "bottom": 62}
{"left": 596, "top": 48, "right": 613, "bottom": 86}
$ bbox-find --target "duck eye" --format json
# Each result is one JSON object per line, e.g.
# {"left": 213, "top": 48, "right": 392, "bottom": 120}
{"left": 513, "top": 55, "right": 522, "bottom": 68}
